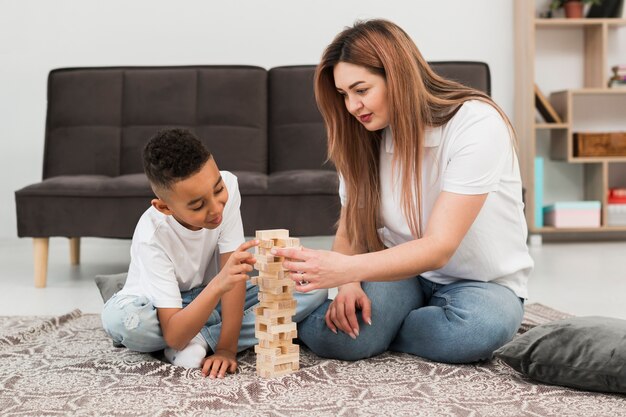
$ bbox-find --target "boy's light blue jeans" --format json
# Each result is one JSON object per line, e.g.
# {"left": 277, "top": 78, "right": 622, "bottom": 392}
{"left": 101, "top": 282, "right": 328, "bottom": 354}
{"left": 298, "top": 276, "right": 524, "bottom": 364}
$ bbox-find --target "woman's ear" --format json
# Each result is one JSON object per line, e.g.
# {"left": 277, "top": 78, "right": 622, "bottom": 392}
{"left": 151, "top": 198, "right": 174, "bottom": 216}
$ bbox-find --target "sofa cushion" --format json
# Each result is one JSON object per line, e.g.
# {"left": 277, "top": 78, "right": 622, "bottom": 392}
{"left": 231, "top": 171, "right": 268, "bottom": 195}
{"left": 15, "top": 174, "right": 153, "bottom": 238}
{"left": 268, "top": 170, "right": 339, "bottom": 195}
{"left": 268, "top": 66, "right": 332, "bottom": 173}
{"left": 15, "top": 174, "right": 153, "bottom": 198}
{"left": 95, "top": 273, "right": 128, "bottom": 304}
{"left": 494, "top": 316, "right": 626, "bottom": 394}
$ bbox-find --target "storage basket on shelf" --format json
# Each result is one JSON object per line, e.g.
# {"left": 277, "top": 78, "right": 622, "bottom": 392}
{"left": 574, "top": 132, "right": 626, "bottom": 157}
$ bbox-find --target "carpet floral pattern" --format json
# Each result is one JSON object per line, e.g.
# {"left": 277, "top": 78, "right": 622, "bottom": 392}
{"left": 0, "top": 304, "right": 625, "bottom": 416}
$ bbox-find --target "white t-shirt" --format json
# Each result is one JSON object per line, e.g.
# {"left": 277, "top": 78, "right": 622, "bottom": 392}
{"left": 339, "top": 100, "right": 533, "bottom": 298}
{"left": 118, "top": 171, "right": 245, "bottom": 308}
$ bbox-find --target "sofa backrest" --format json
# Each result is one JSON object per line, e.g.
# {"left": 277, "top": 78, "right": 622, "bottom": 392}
{"left": 267, "top": 62, "right": 491, "bottom": 173}
{"left": 43, "top": 66, "right": 267, "bottom": 179}
{"left": 43, "top": 62, "right": 490, "bottom": 178}
{"left": 268, "top": 66, "right": 332, "bottom": 173}
{"left": 430, "top": 61, "right": 491, "bottom": 96}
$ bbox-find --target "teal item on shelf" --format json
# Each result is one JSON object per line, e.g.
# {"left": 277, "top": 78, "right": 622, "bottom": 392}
{"left": 534, "top": 157, "right": 544, "bottom": 227}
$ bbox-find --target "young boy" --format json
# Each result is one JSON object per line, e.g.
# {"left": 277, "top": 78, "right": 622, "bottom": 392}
{"left": 101, "top": 128, "right": 328, "bottom": 378}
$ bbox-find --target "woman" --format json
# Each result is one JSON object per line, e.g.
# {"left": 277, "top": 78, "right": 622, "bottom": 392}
{"left": 273, "top": 19, "right": 533, "bottom": 364}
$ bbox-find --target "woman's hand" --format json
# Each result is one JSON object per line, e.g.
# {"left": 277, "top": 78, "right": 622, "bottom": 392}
{"left": 325, "top": 282, "right": 372, "bottom": 338}
{"left": 201, "top": 349, "right": 238, "bottom": 379}
{"left": 270, "top": 247, "right": 359, "bottom": 292}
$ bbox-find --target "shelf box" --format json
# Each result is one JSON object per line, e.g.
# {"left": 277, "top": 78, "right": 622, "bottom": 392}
{"left": 574, "top": 132, "right": 626, "bottom": 156}
{"left": 543, "top": 201, "right": 601, "bottom": 228}
{"left": 607, "top": 204, "right": 626, "bottom": 226}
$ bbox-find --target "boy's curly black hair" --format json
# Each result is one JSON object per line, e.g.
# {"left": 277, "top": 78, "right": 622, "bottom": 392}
{"left": 143, "top": 128, "right": 211, "bottom": 192}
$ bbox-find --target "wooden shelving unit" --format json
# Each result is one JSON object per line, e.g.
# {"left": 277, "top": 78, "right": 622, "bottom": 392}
{"left": 514, "top": 0, "right": 626, "bottom": 236}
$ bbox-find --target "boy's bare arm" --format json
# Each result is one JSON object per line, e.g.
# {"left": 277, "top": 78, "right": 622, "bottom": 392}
{"left": 157, "top": 240, "right": 258, "bottom": 350}
{"left": 213, "top": 252, "right": 246, "bottom": 354}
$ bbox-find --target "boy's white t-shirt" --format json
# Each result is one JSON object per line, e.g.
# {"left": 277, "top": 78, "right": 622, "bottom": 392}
{"left": 339, "top": 100, "right": 533, "bottom": 298}
{"left": 118, "top": 170, "right": 245, "bottom": 308}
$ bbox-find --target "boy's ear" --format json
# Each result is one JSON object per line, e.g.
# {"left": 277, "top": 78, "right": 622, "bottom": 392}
{"left": 151, "top": 198, "right": 174, "bottom": 216}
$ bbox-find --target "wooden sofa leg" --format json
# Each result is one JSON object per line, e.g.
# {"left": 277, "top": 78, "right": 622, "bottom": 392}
{"left": 34, "top": 238, "right": 49, "bottom": 288}
{"left": 69, "top": 237, "right": 80, "bottom": 265}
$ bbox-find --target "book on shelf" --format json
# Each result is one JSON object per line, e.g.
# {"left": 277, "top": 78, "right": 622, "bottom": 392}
{"left": 534, "top": 84, "right": 562, "bottom": 123}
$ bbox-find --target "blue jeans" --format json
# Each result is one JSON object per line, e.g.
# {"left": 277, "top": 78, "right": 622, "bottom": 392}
{"left": 101, "top": 282, "right": 328, "bottom": 353}
{"left": 297, "top": 276, "right": 524, "bottom": 364}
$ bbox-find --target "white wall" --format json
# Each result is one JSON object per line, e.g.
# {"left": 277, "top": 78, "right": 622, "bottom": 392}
{"left": 0, "top": 0, "right": 515, "bottom": 238}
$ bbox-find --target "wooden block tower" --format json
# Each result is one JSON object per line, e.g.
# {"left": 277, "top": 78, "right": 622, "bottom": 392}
{"left": 252, "top": 229, "right": 300, "bottom": 378}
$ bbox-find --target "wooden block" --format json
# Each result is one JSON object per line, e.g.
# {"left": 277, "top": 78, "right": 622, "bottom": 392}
{"left": 280, "top": 344, "right": 300, "bottom": 355}
{"left": 254, "top": 321, "right": 297, "bottom": 341}
{"left": 259, "top": 270, "right": 285, "bottom": 280}
{"left": 255, "top": 327, "right": 280, "bottom": 342}
{"left": 262, "top": 284, "right": 294, "bottom": 296}
{"left": 267, "top": 322, "right": 297, "bottom": 335}
{"left": 258, "top": 291, "right": 293, "bottom": 302}
{"left": 257, "top": 339, "right": 291, "bottom": 349}
{"left": 257, "top": 364, "right": 295, "bottom": 378}
{"left": 255, "top": 344, "right": 299, "bottom": 355}
{"left": 257, "top": 278, "right": 294, "bottom": 295}
{"left": 274, "top": 237, "right": 300, "bottom": 248}
{"left": 254, "top": 261, "right": 284, "bottom": 273}
{"left": 255, "top": 253, "right": 284, "bottom": 263}
{"left": 258, "top": 239, "right": 275, "bottom": 249}
{"left": 256, "top": 229, "right": 289, "bottom": 240}
{"left": 254, "top": 306, "right": 296, "bottom": 320}
{"left": 256, "top": 314, "right": 292, "bottom": 327}
{"left": 257, "top": 353, "right": 299, "bottom": 365}
{"left": 279, "top": 329, "right": 297, "bottom": 340}
{"left": 256, "top": 360, "right": 296, "bottom": 374}
{"left": 257, "top": 277, "right": 293, "bottom": 289}
{"left": 254, "top": 345, "right": 282, "bottom": 356}
{"left": 259, "top": 299, "right": 297, "bottom": 310}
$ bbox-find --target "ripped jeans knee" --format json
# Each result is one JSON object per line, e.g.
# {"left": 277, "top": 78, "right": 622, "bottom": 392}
{"left": 101, "top": 293, "right": 167, "bottom": 353}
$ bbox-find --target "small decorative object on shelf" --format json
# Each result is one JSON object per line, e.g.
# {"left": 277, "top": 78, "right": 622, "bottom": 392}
{"left": 608, "top": 65, "right": 626, "bottom": 88}
{"left": 608, "top": 188, "right": 626, "bottom": 225}
{"left": 574, "top": 132, "right": 626, "bottom": 156}
{"left": 608, "top": 187, "right": 626, "bottom": 203}
{"left": 534, "top": 84, "right": 562, "bottom": 123}
{"left": 550, "top": 0, "right": 603, "bottom": 18}
{"left": 543, "top": 201, "right": 601, "bottom": 228}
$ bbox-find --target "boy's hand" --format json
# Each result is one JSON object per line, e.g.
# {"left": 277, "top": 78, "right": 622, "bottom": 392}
{"left": 201, "top": 349, "right": 238, "bottom": 378}
{"left": 213, "top": 239, "right": 259, "bottom": 294}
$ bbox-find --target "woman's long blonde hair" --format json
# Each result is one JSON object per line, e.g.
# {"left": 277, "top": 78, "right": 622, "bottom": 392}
{"left": 315, "top": 19, "right": 515, "bottom": 252}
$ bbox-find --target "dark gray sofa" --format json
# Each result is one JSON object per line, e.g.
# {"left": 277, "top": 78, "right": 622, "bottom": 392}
{"left": 15, "top": 62, "right": 490, "bottom": 287}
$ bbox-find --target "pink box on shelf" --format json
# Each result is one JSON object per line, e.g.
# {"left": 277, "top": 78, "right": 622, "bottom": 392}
{"left": 543, "top": 201, "right": 601, "bottom": 228}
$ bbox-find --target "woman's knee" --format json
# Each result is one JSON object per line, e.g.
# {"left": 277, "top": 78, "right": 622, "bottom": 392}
{"left": 299, "top": 303, "right": 399, "bottom": 361}
{"left": 394, "top": 303, "right": 521, "bottom": 364}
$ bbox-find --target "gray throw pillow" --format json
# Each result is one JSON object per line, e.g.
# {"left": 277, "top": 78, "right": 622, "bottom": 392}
{"left": 94, "top": 273, "right": 128, "bottom": 303}
{"left": 495, "top": 316, "right": 626, "bottom": 394}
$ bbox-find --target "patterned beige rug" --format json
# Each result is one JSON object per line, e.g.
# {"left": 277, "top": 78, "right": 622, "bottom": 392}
{"left": 0, "top": 304, "right": 625, "bottom": 416}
